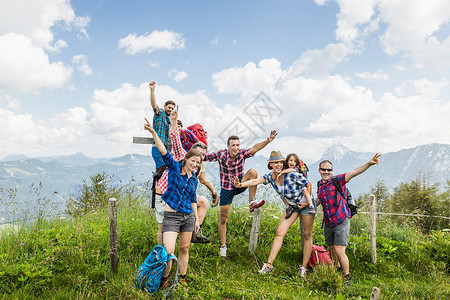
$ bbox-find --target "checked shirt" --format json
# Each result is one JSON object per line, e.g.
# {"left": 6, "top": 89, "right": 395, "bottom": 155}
{"left": 152, "top": 107, "right": 171, "bottom": 148}
{"left": 158, "top": 129, "right": 202, "bottom": 193}
{"left": 317, "top": 173, "right": 351, "bottom": 227}
{"left": 204, "top": 148, "right": 253, "bottom": 190}
{"left": 160, "top": 151, "right": 198, "bottom": 214}
{"left": 263, "top": 172, "right": 309, "bottom": 206}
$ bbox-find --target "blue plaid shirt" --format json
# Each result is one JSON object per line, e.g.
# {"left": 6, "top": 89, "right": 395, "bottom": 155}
{"left": 317, "top": 173, "right": 350, "bottom": 227}
{"left": 161, "top": 152, "right": 198, "bottom": 213}
{"left": 153, "top": 107, "right": 171, "bottom": 148}
{"left": 263, "top": 172, "right": 309, "bottom": 205}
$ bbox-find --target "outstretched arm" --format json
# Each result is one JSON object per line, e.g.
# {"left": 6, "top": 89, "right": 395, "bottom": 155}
{"left": 249, "top": 130, "right": 278, "bottom": 155}
{"left": 149, "top": 81, "right": 159, "bottom": 114}
{"left": 233, "top": 176, "right": 265, "bottom": 188}
{"left": 169, "top": 105, "right": 179, "bottom": 133}
{"left": 345, "top": 153, "right": 381, "bottom": 182}
{"left": 144, "top": 118, "right": 167, "bottom": 156}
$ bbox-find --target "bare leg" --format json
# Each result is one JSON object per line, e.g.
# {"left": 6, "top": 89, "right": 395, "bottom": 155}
{"left": 329, "top": 245, "right": 349, "bottom": 275}
{"left": 266, "top": 211, "right": 299, "bottom": 265}
{"left": 157, "top": 223, "right": 163, "bottom": 245}
{"left": 219, "top": 204, "right": 231, "bottom": 246}
{"left": 299, "top": 214, "right": 315, "bottom": 268}
{"left": 178, "top": 231, "right": 193, "bottom": 275}
{"left": 162, "top": 231, "right": 178, "bottom": 277}
{"left": 241, "top": 168, "right": 258, "bottom": 203}
{"left": 196, "top": 195, "right": 208, "bottom": 225}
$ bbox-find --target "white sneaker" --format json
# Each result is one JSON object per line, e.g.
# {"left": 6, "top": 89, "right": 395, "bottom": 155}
{"left": 299, "top": 265, "right": 308, "bottom": 278}
{"left": 249, "top": 198, "right": 265, "bottom": 212}
{"left": 219, "top": 245, "right": 227, "bottom": 258}
{"left": 258, "top": 263, "right": 273, "bottom": 274}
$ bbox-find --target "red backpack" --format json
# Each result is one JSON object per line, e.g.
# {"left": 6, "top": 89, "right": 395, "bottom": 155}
{"left": 308, "top": 245, "right": 332, "bottom": 268}
{"left": 187, "top": 123, "right": 207, "bottom": 146}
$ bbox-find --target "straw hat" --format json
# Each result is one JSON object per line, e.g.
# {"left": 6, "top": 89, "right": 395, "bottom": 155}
{"left": 267, "top": 151, "right": 285, "bottom": 162}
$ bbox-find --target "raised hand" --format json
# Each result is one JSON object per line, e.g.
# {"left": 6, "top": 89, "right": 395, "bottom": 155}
{"left": 144, "top": 118, "right": 155, "bottom": 133}
{"left": 267, "top": 130, "right": 278, "bottom": 142}
{"left": 149, "top": 81, "right": 156, "bottom": 90}
{"left": 170, "top": 105, "right": 179, "bottom": 121}
{"left": 368, "top": 153, "right": 381, "bottom": 166}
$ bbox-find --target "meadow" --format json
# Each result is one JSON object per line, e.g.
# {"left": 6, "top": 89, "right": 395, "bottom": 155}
{"left": 0, "top": 176, "right": 449, "bottom": 299}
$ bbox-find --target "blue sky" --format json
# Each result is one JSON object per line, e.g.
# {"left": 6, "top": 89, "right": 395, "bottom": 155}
{"left": 1, "top": 0, "right": 450, "bottom": 162}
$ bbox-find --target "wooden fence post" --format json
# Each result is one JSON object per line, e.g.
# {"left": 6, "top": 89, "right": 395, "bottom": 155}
{"left": 248, "top": 208, "right": 262, "bottom": 254}
{"left": 370, "top": 194, "right": 377, "bottom": 264}
{"left": 109, "top": 198, "right": 118, "bottom": 274}
{"left": 370, "top": 286, "right": 381, "bottom": 300}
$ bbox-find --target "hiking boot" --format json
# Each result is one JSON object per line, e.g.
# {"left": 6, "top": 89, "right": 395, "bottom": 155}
{"left": 258, "top": 263, "right": 273, "bottom": 274}
{"left": 299, "top": 265, "right": 308, "bottom": 278}
{"left": 211, "top": 192, "right": 219, "bottom": 207}
{"left": 285, "top": 206, "right": 295, "bottom": 219}
{"left": 249, "top": 198, "right": 265, "bottom": 212}
{"left": 219, "top": 245, "right": 227, "bottom": 258}
{"left": 160, "top": 276, "right": 169, "bottom": 289}
{"left": 343, "top": 274, "right": 351, "bottom": 287}
{"left": 191, "top": 228, "right": 211, "bottom": 243}
{"left": 308, "top": 205, "right": 316, "bottom": 214}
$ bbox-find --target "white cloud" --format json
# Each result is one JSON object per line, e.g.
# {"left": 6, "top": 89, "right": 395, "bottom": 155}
{"left": 326, "top": 0, "right": 450, "bottom": 70}
{"left": 0, "top": 0, "right": 90, "bottom": 50}
{"left": 168, "top": 69, "right": 188, "bottom": 82}
{"left": 148, "top": 60, "right": 159, "bottom": 68}
{"left": 212, "top": 58, "right": 284, "bottom": 98}
{"left": 0, "top": 33, "right": 72, "bottom": 93}
{"left": 72, "top": 54, "right": 92, "bottom": 76}
{"left": 211, "top": 36, "right": 219, "bottom": 45}
{"left": 0, "top": 95, "right": 21, "bottom": 110}
{"left": 355, "top": 70, "right": 389, "bottom": 80}
{"left": 288, "top": 43, "right": 349, "bottom": 78}
{"left": 118, "top": 29, "right": 185, "bottom": 55}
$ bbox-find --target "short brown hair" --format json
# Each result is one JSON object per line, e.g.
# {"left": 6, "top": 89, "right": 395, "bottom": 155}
{"left": 182, "top": 148, "right": 203, "bottom": 167}
{"left": 227, "top": 135, "right": 240, "bottom": 145}
{"left": 319, "top": 160, "right": 333, "bottom": 168}
{"left": 164, "top": 100, "right": 175, "bottom": 107}
{"left": 177, "top": 120, "right": 183, "bottom": 127}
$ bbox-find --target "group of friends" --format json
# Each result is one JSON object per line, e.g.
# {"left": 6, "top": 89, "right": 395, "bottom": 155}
{"left": 144, "top": 81, "right": 381, "bottom": 287}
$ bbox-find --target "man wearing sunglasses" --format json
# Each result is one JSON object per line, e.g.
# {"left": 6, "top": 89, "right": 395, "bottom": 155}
{"left": 316, "top": 153, "right": 381, "bottom": 285}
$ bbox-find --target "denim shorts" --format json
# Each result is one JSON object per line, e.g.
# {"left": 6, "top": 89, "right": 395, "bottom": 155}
{"left": 162, "top": 211, "right": 195, "bottom": 233}
{"left": 154, "top": 194, "right": 165, "bottom": 224}
{"left": 220, "top": 186, "right": 247, "bottom": 206}
{"left": 324, "top": 217, "right": 350, "bottom": 246}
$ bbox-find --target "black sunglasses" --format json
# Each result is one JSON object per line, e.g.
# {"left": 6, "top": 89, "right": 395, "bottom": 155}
{"left": 320, "top": 168, "right": 333, "bottom": 172}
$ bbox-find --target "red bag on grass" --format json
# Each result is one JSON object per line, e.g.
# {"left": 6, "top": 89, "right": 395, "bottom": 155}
{"left": 308, "top": 245, "right": 332, "bottom": 268}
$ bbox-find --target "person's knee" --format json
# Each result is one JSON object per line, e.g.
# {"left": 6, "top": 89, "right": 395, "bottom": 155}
{"left": 302, "top": 230, "right": 312, "bottom": 241}
{"left": 248, "top": 168, "right": 258, "bottom": 178}
{"left": 219, "top": 213, "right": 228, "bottom": 225}
{"left": 197, "top": 196, "right": 208, "bottom": 207}
{"left": 179, "top": 245, "right": 190, "bottom": 256}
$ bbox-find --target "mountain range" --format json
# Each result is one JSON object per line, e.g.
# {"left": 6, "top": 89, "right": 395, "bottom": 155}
{"left": 0, "top": 143, "right": 448, "bottom": 219}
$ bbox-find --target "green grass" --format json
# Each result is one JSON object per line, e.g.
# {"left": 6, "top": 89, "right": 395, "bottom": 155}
{"left": 0, "top": 192, "right": 449, "bottom": 299}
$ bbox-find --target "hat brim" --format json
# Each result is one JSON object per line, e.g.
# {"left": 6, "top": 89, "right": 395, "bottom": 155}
{"left": 267, "top": 158, "right": 285, "bottom": 163}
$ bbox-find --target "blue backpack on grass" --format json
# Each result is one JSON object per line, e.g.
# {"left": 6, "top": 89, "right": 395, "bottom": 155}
{"left": 135, "top": 245, "right": 179, "bottom": 294}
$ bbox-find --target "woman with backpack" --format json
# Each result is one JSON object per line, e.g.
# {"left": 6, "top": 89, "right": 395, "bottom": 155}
{"left": 233, "top": 150, "right": 316, "bottom": 278}
{"left": 144, "top": 117, "right": 202, "bottom": 286}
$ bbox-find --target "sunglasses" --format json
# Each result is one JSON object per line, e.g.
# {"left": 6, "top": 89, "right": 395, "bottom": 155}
{"left": 320, "top": 168, "right": 333, "bottom": 172}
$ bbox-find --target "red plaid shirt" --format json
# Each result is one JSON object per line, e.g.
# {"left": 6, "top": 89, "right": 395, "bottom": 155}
{"left": 204, "top": 148, "right": 254, "bottom": 190}
{"left": 157, "top": 130, "right": 186, "bottom": 193}
{"left": 317, "top": 173, "right": 350, "bottom": 227}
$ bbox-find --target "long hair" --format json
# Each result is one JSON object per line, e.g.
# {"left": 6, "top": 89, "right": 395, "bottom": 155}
{"left": 182, "top": 148, "right": 203, "bottom": 167}
{"left": 284, "top": 153, "right": 300, "bottom": 170}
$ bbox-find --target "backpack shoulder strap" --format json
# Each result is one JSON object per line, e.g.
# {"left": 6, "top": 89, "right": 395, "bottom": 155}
{"left": 331, "top": 176, "right": 345, "bottom": 198}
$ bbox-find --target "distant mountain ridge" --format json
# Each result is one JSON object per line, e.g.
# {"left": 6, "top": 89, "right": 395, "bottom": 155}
{"left": 0, "top": 143, "right": 448, "bottom": 219}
